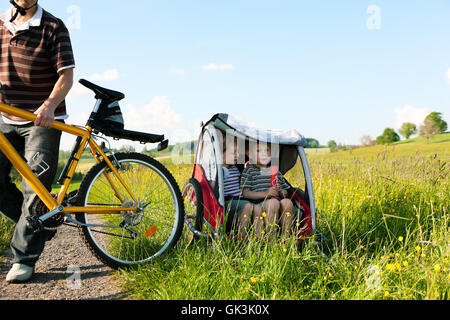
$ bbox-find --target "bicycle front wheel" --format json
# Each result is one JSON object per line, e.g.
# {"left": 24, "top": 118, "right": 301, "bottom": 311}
{"left": 75, "top": 152, "right": 184, "bottom": 269}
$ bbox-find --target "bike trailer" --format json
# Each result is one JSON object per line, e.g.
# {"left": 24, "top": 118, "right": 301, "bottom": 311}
{"left": 182, "top": 114, "right": 317, "bottom": 241}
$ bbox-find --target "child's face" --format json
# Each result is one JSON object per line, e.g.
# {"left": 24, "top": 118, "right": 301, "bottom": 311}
{"left": 223, "top": 144, "right": 239, "bottom": 165}
{"left": 256, "top": 144, "right": 271, "bottom": 166}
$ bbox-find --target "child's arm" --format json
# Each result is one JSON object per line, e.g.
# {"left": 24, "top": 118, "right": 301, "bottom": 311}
{"left": 243, "top": 187, "right": 279, "bottom": 201}
{"left": 278, "top": 172, "right": 291, "bottom": 199}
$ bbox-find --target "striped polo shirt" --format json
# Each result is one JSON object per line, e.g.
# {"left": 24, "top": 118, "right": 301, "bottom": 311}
{"left": 0, "top": 5, "right": 75, "bottom": 122}
{"left": 223, "top": 166, "right": 242, "bottom": 197}
{"left": 240, "top": 165, "right": 290, "bottom": 193}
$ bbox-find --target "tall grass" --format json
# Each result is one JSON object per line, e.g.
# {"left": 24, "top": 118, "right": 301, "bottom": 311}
{"left": 0, "top": 137, "right": 448, "bottom": 300}
{"left": 117, "top": 139, "right": 449, "bottom": 300}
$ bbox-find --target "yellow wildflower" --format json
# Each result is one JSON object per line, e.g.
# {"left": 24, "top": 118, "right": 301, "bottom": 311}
{"left": 250, "top": 277, "right": 257, "bottom": 283}
{"left": 415, "top": 246, "right": 421, "bottom": 252}
{"left": 384, "top": 291, "right": 390, "bottom": 297}
{"left": 398, "top": 236, "right": 403, "bottom": 242}
{"left": 403, "top": 261, "right": 409, "bottom": 267}
{"left": 434, "top": 264, "right": 440, "bottom": 272}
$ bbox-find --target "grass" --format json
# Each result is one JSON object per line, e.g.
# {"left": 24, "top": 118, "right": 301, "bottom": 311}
{"left": 114, "top": 134, "right": 449, "bottom": 300}
{"left": 0, "top": 134, "right": 448, "bottom": 300}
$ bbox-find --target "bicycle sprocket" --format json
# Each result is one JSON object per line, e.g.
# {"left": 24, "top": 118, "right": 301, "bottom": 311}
{"left": 30, "top": 195, "right": 65, "bottom": 230}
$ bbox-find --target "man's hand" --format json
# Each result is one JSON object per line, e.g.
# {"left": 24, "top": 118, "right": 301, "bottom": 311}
{"left": 33, "top": 67, "right": 74, "bottom": 129}
{"left": 34, "top": 103, "right": 56, "bottom": 129}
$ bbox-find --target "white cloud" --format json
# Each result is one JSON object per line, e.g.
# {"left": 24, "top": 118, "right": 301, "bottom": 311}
{"left": 89, "top": 69, "right": 120, "bottom": 82}
{"left": 394, "top": 105, "right": 429, "bottom": 129}
{"left": 202, "top": 63, "right": 235, "bottom": 71}
{"left": 122, "top": 97, "right": 197, "bottom": 146}
{"left": 67, "top": 69, "right": 120, "bottom": 99}
{"left": 169, "top": 67, "right": 185, "bottom": 76}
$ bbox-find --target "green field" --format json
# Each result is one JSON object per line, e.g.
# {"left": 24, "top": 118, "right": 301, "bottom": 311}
{"left": 0, "top": 134, "right": 448, "bottom": 299}
{"left": 113, "top": 134, "right": 448, "bottom": 300}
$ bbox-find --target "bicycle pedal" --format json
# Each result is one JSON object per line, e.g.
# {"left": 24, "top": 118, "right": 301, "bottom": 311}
{"left": 26, "top": 216, "right": 44, "bottom": 233}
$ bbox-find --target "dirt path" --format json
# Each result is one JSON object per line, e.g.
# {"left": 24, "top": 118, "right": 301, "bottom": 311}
{"left": 0, "top": 224, "right": 127, "bottom": 300}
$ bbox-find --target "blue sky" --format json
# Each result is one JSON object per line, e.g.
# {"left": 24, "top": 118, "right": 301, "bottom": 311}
{"left": 3, "top": 1, "right": 449, "bottom": 150}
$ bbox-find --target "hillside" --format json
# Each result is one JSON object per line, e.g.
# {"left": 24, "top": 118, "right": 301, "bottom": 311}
{"left": 309, "top": 133, "right": 450, "bottom": 161}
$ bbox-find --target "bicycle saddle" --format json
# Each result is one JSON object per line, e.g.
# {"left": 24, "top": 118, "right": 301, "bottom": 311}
{"left": 79, "top": 79, "right": 125, "bottom": 101}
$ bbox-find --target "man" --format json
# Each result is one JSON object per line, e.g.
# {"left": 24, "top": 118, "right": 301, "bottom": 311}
{"left": 0, "top": 0, "right": 75, "bottom": 282}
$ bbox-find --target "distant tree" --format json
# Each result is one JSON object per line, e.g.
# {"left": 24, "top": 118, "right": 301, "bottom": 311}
{"left": 305, "top": 138, "right": 320, "bottom": 148}
{"left": 377, "top": 128, "right": 400, "bottom": 145}
{"left": 327, "top": 140, "right": 337, "bottom": 152}
{"left": 119, "top": 145, "right": 136, "bottom": 152}
{"left": 360, "top": 135, "right": 377, "bottom": 147}
{"left": 398, "top": 122, "right": 417, "bottom": 140}
{"left": 419, "top": 112, "right": 448, "bottom": 136}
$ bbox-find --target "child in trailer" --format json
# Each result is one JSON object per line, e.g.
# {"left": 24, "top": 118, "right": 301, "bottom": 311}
{"left": 221, "top": 137, "right": 253, "bottom": 238}
{"left": 240, "top": 142, "right": 295, "bottom": 238}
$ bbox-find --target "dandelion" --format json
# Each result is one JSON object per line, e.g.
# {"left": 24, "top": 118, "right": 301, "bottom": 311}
{"left": 398, "top": 236, "right": 403, "bottom": 242}
{"left": 421, "top": 253, "right": 426, "bottom": 258}
{"left": 384, "top": 291, "right": 390, "bottom": 297}
{"left": 386, "top": 263, "right": 394, "bottom": 271}
{"left": 415, "top": 246, "right": 421, "bottom": 252}
{"left": 250, "top": 277, "right": 257, "bottom": 283}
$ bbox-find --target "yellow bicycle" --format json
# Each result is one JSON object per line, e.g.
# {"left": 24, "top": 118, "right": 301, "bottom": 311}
{"left": 0, "top": 79, "right": 184, "bottom": 269}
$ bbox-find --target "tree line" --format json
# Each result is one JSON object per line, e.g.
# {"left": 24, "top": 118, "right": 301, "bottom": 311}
{"left": 326, "top": 112, "right": 447, "bottom": 152}
{"left": 374, "top": 112, "right": 447, "bottom": 145}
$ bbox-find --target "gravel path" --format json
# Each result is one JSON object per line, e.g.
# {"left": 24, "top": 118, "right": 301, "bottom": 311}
{"left": 0, "top": 224, "right": 127, "bottom": 300}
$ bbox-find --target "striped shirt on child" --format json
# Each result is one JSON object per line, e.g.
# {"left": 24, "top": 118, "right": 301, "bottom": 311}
{"left": 223, "top": 166, "right": 242, "bottom": 197}
{"left": 240, "top": 165, "right": 290, "bottom": 192}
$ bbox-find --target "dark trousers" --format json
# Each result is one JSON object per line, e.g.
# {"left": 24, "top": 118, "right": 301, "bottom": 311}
{"left": 0, "top": 117, "right": 61, "bottom": 267}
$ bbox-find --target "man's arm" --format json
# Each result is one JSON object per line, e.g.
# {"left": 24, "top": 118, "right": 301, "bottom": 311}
{"left": 34, "top": 68, "right": 74, "bottom": 128}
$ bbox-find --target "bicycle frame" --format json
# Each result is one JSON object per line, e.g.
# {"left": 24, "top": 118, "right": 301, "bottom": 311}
{"left": 0, "top": 102, "right": 138, "bottom": 216}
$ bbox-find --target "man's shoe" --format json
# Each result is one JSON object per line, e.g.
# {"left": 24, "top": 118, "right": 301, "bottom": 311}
{"left": 5, "top": 263, "right": 34, "bottom": 283}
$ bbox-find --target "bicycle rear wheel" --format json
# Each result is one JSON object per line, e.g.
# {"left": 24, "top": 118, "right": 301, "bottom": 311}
{"left": 75, "top": 152, "right": 184, "bottom": 269}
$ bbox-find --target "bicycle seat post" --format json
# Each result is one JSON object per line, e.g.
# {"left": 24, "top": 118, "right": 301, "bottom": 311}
{"left": 86, "top": 99, "right": 103, "bottom": 128}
